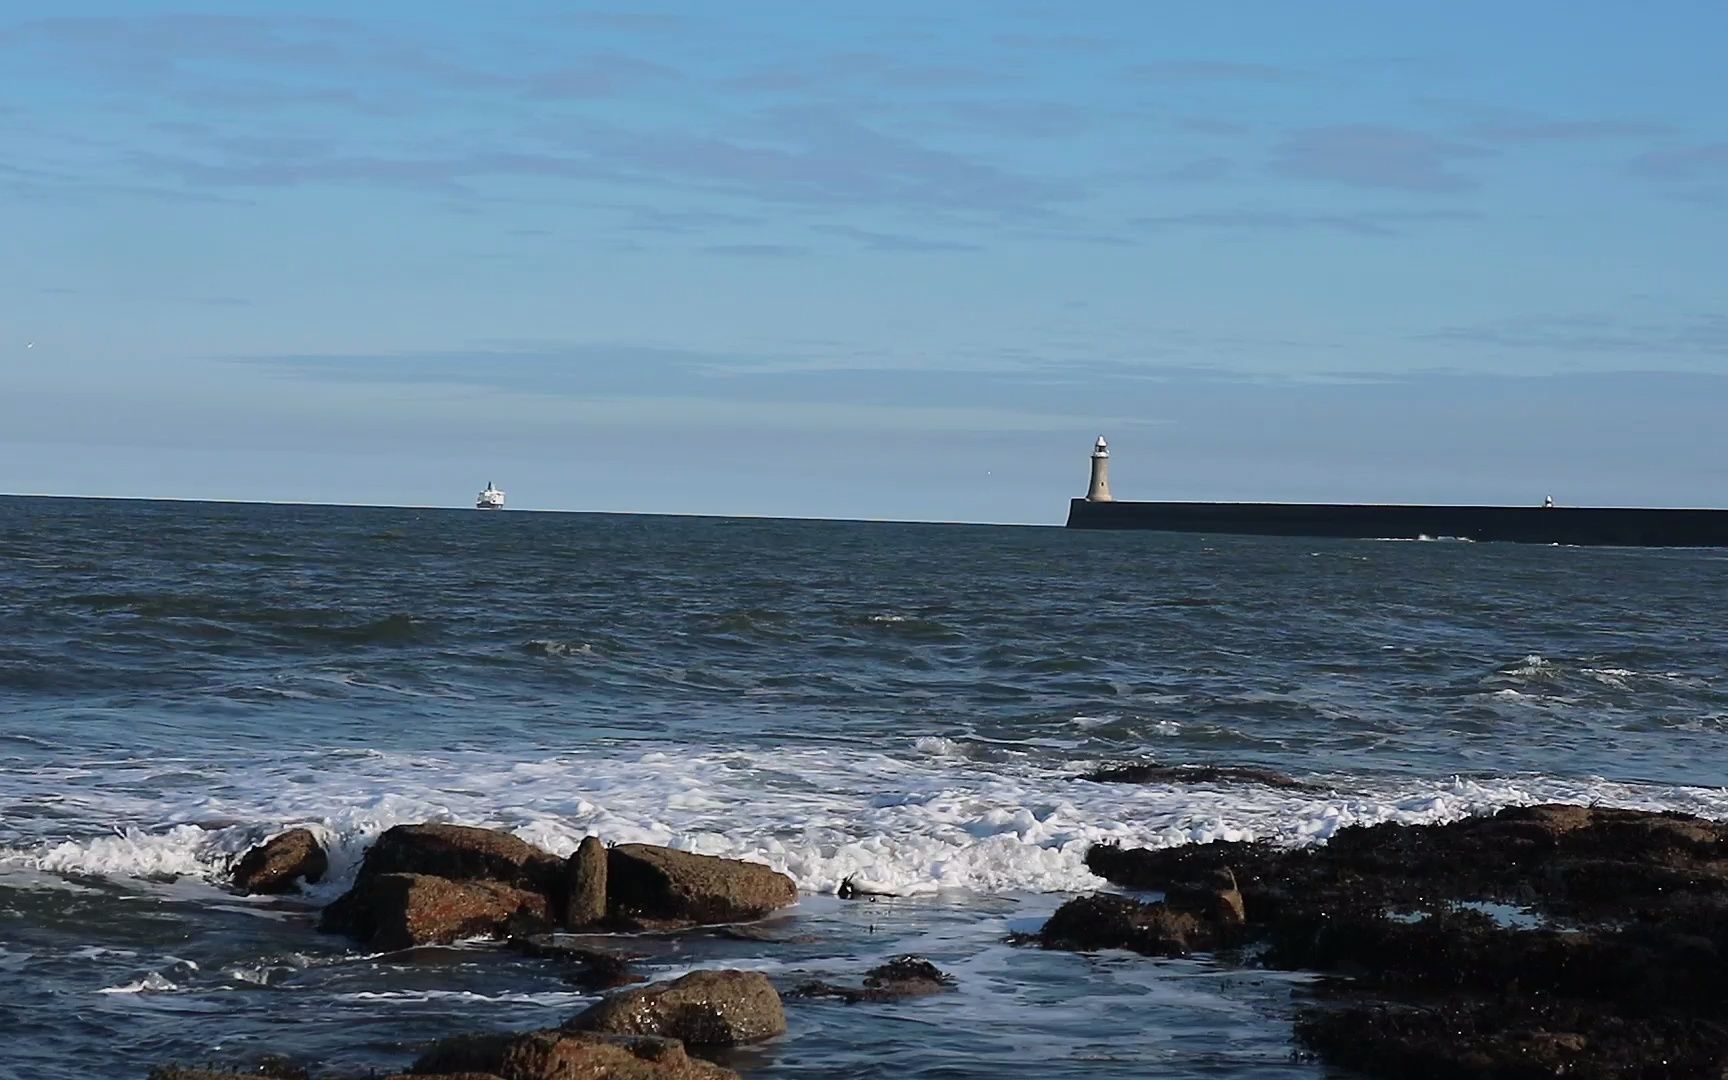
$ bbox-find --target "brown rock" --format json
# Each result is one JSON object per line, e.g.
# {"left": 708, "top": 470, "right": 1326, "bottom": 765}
{"left": 411, "top": 1029, "right": 738, "bottom": 1080}
{"left": 565, "top": 969, "right": 786, "bottom": 1046}
{"left": 606, "top": 845, "right": 796, "bottom": 927}
{"left": 320, "top": 872, "right": 550, "bottom": 949}
{"left": 563, "top": 836, "right": 607, "bottom": 928}
{"left": 232, "top": 828, "right": 328, "bottom": 894}
{"left": 351, "top": 823, "right": 562, "bottom": 895}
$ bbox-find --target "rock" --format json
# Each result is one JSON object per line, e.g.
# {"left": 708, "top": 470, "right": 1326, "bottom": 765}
{"left": 507, "top": 934, "right": 644, "bottom": 991}
{"left": 565, "top": 969, "right": 786, "bottom": 1046}
{"left": 384, "top": 1075, "right": 505, "bottom": 1080}
{"left": 563, "top": 836, "right": 607, "bottom": 927}
{"left": 1071, "top": 803, "right": 1728, "bottom": 1079}
{"left": 320, "top": 872, "right": 550, "bottom": 949}
{"left": 1081, "top": 762, "right": 1318, "bottom": 791}
{"left": 412, "top": 1029, "right": 738, "bottom": 1080}
{"left": 606, "top": 845, "right": 796, "bottom": 927}
{"left": 1038, "top": 894, "right": 1207, "bottom": 957}
{"left": 232, "top": 828, "right": 328, "bottom": 895}
{"left": 149, "top": 1064, "right": 308, "bottom": 1080}
{"left": 349, "top": 823, "right": 562, "bottom": 896}
{"left": 1167, "top": 868, "right": 1246, "bottom": 927}
{"left": 787, "top": 955, "right": 956, "bottom": 1004}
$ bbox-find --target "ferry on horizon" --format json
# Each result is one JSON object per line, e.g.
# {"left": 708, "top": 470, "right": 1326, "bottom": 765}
{"left": 476, "top": 482, "right": 505, "bottom": 510}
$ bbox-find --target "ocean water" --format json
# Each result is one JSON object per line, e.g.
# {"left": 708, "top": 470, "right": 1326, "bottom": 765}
{"left": 3, "top": 497, "right": 1727, "bottom": 1079}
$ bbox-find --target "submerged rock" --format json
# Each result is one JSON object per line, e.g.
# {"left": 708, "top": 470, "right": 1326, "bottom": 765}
{"left": 507, "top": 933, "right": 643, "bottom": 991}
{"left": 412, "top": 1029, "right": 738, "bottom": 1080}
{"left": 320, "top": 872, "right": 550, "bottom": 950}
{"left": 1080, "top": 762, "right": 1317, "bottom": 791}
{"left": 565, "top": 969, "right": 786, "bottom": 1046}
{"left": 232, "top": 828, "right": 328, "bottom": 895}
{"left": 606, "top": 844, "right": 797, "bottom": 927}
{"left": 788, "top": 955, "right": 957, "bottom": 1004}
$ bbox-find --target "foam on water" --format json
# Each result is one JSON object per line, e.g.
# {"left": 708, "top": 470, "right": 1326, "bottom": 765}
{"left": 6, "top": 741, "right": 1727, "bottom": 900}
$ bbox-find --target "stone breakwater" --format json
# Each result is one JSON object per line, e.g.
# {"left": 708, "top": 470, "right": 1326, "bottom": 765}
{"left": 154, "top": 801, "right": 1728, "bottom": 1079}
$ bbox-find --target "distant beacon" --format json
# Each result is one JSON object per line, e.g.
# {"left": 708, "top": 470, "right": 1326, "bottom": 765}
{"left": 1086, "top": 435, "right": 1113, "bottom": 502}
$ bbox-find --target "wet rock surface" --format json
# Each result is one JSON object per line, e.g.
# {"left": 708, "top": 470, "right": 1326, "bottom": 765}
{"left": 606, "top": 844, "right": 798, "bottom": 928}
{"left": 562, "top": 835, "right": 608, "bottom": 928}
{"left": 564, "top": 969, "right": 787, "bottom": 1046}
{"left": 787, "top": 955, "right": 956, "bottom": 1004}
{"left": 320, "top": 825, "right": 800, "bottom": 950}
{"left": 412, "top": 1029, "right": 739, "bottom": 1080}
{"left": 320, "top": 872, "right": 551, "bottom": 950}
{"left": 1080, "top": 762, "right": 1319, "bottom": 791}
{"left": 1074, "top": 802, "right": 1728, "bottom": 1078}
{"left": 350, "top": 824, "right": 562, "bottom": 897}
{"left": 231, "top": 828, "right": 328, "bottom": 895}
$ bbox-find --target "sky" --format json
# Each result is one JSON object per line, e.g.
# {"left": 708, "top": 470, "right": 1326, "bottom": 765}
{"left": 2, "top": 1, "right": 1725, "bottom": 522}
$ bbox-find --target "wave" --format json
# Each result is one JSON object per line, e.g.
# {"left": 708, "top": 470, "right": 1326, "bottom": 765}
{"left": 5, "top": 744, "right": 1728, "bottom": 902}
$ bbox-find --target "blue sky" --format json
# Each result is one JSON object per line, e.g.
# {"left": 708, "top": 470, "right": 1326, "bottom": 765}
{"left": 3, "top": 1, "right": 1725, "bottom": 521}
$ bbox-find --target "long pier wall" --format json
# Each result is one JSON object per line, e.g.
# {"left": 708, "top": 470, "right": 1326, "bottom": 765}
{"left": 1065, "top": 499, "right": 1728, "bottom": 547}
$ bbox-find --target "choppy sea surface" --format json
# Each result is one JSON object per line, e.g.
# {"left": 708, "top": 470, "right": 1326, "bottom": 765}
{"left": 4, "top": 496, "right": 1727, "bottom": 1079}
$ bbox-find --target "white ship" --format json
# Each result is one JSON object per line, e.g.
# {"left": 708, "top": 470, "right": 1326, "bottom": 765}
{"left": 476, "top": 481, "right": 505, "bottom": 510}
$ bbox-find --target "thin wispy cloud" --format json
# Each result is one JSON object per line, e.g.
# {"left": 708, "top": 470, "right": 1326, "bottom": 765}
{"left": 1269, "top": 125, "right": 1489, "bottom": 192}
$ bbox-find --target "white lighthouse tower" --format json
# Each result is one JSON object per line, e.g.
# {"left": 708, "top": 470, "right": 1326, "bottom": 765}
{"left": 1086, "top": 435, "right": 1113, "bottom": 502}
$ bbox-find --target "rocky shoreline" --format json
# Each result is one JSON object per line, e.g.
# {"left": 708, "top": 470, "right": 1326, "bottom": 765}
{"left": 161, "top": 798, "right": 1728, "bottom": 1079}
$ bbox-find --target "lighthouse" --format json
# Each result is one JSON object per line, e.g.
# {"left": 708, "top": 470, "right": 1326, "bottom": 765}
{"left": 1086, "top": 436, "right": 1113, "bottom": 502}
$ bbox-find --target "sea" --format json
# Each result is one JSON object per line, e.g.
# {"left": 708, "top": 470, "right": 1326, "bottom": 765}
{"left": 4, "top": 496, "right": 1727, "bottom": 1079}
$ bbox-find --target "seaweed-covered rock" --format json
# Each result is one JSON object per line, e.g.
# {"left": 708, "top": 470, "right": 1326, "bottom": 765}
{"left": 564, "top": 969, "right": 786, "bottom": 1046}
{"left": 232, "top": 828, "right": 328, "bottom": 894}
{"left": 1075, "top": 803, "right": 1728, "bottom": 1079}
{"left": 320, "top": 872, "right": 550, "bottom": 949}
{"left": 1039, "top": 894, "right": 1206, "bottom": 957}
{"left": 788, "top": 955, "right": 956, "bottom": 1004}
{"left": 606, "top": 845, "right": 796, "bottom": 927}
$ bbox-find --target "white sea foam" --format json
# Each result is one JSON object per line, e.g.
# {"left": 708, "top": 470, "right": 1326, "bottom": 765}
{"left": 98, "top": 972, "right": 178, "bottom": 994}
{"left": 6, "top": 743, "right": 1728, "bottom": 901}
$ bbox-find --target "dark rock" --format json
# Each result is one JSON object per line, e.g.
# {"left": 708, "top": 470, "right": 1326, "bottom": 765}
{"left": 1081, "top": 762, "right": 1318, "bottom": 791}
{"left": 1296, "top": 998, "right": 1728, "bottom": 1080}
{"left": 232, "top": 828, "right": 328, "bottom": 895}
{"left": 1166, "top": 867, "right": 1246, "bottom": 927}
{"left": 149, "top": 1062, "right": 308, "bottom": 1080}
{"left": 836, "top": 875, "right": 899, "bottom": 900}
{"left": 411, "top": 1029, "right": 738, "bottom": 1080}
{"left": 863, "top": 955, "right": 955, "bottom": 994}
{"left": 1075, "top": 803, "right": 1728, "bottom": 1079}
{"left": 320, "top": 872, "right": 550, "bottom": 949}
{"left": 347, "top": 823, "right": 562, "bottom": 896}
{"left": 606, "top": 845, "right": 796, "bottom": 927}
{"left": 563, "top": 836, "right": 607, "bottom": 928}
{"left": 564, "top": 969, "right": 787, "bottom": 1046}
{"left": 787, "top": 955, "right": 956, "bottom": 1004}
{"left": 507, "top": 933, "right": 644, "bottom": 991}
{"left": 1039, "top": 894, "right": 1206, "bottom": 957}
